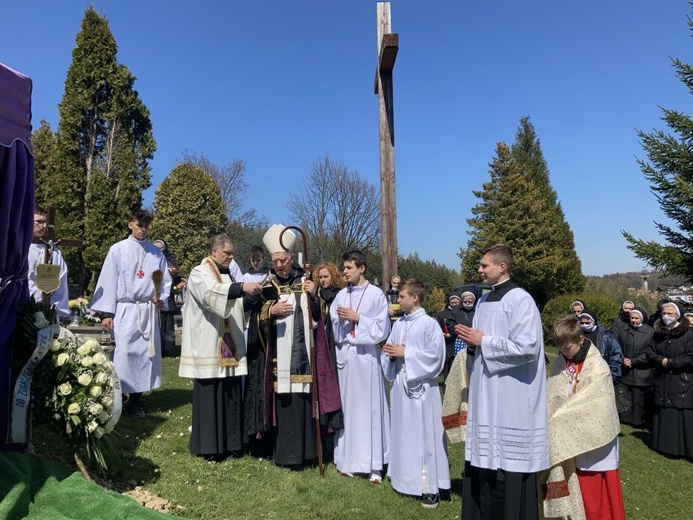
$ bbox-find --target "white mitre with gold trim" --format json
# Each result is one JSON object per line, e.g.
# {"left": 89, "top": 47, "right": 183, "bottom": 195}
{"left": 263, "top": 224, "right": 297, "bottom": 254}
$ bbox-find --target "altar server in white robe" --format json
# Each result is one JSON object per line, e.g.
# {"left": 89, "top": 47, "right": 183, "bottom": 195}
{"left": 456, "top": 243, "right": 549, "bottom": 520}
{"left": 91, "top": 210, "right": 171, "bottom": 418}
{"left": 382, "top": 279, "right": 450, "bottom": 509}
{"left": 330, "top": 249, "right": 391, "bottom": 483}
{"left": 29, "top": 208, "right": 69, "bottom": 317}
{"left": 179, "top": 234, "right": 262, "bottom": 459}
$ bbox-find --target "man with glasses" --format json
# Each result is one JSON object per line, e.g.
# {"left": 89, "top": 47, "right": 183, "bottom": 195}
{"left": 243, "top": 224, "right": 322, "bottom": 467}
{"left": 28, "top": 207, "right": 69, "bottom": 317}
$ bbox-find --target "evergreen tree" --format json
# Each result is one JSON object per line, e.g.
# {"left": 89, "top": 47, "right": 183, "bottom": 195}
{"left": 151, "top": 163, "right": 228, "bottom": 276}
{"left": 622, "top": 12, "right": 693, "bottom": 279}
{"left": 30, "top": 120, "right": 59, "bottom": 211}
{"left": 398, "top": 253, "right": 461, "bottom": 294}
{"left": 50, "top": 7, "right": 155, "bottom": 290}
{"left": 459, "top": 119, "right": 585, "bottom": 310}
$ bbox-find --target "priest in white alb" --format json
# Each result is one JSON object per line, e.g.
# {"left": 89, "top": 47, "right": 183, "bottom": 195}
{"left": 455, "top": 244, "right": 549, "bottom": 520}
{"left": 90, "top": 210, "right": 171, "bottom": 419}
{"left": 179, "top": 234, "right": 262, "bottom": 459}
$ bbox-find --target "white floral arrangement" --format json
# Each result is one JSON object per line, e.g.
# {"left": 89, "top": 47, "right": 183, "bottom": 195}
{"left": 33, "top": 326, "right": 122, "bottom": 470}
{"left": 83, "top": 312, "right": 101, "bottom": 324}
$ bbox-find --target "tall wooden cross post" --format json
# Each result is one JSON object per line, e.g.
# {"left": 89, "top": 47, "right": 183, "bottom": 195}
{"left": 32, "top": 206, "right": 84, "bottom": 305}
{"left": 375, "top": 2, "right": 399, "bottom": 290}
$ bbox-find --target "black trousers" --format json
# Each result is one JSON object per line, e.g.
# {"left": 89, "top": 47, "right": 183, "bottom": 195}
{"left": 462, "top": 461, "right": 539, "bottom": 520}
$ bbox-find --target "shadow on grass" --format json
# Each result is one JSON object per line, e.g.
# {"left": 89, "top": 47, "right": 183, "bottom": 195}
{"left": 629, "top": 428, "right": 653, "bottom": 450}
{"left": 144, "top": 387, "right": 192, "bottom": 413}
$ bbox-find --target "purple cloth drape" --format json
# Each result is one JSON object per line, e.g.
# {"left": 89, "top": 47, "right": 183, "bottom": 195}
{"left": 0, "top": 62, "right": 34, "bottom": 448}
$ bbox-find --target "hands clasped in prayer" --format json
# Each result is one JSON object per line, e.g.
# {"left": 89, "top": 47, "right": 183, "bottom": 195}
{"left": 454, "top": 324, "right": 483, "bottom": 348}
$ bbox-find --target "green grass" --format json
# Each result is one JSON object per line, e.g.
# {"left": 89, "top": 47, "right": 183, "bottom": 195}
{"left": 32, "top": 356, "right": 693, "bottom": 520}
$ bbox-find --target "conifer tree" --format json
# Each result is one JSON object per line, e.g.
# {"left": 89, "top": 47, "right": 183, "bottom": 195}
{"left": 459, "top": 118, "right": 584, "bottom": 310}
{"left": 30, "top": 120, "right": 59, "bottom": 211}
{"left": 622, "top": 13, "right": 693, "bottom": 278}
{"left": 48, "top": 7, "right": 155, "bottom": 290}
{"left": 151, "top": 164, "right": 229, "bottom": 276}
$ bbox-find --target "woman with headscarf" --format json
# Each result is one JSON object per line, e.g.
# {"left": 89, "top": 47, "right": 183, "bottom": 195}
{"left": 153, "top": 239, "right": 181, "bottom": 357}
{"left": 571, "top": 299, "right": 587, "bottom": 317}
{"left": 620, "top": 307, "right": 655, "bottom": 428}
{"left": 645, "top": 301, "right": 693, "bottom": 458}
{"left": 612, "top": 300, "right": 635, "bottom": 341}
{"left": 437, "top": 294, "right": 462, "bottom": 379}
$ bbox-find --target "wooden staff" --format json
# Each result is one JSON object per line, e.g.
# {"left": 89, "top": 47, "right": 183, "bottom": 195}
{"left": 280, "top": 225, "right": 323, "bottom": 477}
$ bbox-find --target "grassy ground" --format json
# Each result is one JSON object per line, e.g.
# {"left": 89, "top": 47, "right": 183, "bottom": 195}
{"left": 32, "top": 353, "right": 693, "bottom": 520}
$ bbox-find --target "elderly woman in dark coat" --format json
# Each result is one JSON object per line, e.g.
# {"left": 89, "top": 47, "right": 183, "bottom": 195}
{"left": 620, "top": 307, "right": 655, "bottom": 428}
{"left": 645, "top": 301, "right": 693, "bottom": 458}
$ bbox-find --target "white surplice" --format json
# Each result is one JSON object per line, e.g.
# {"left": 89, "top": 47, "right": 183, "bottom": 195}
{"left": 90, "top": 236, "right": 171, "bottom": 394}
{"left": 28, "top": 243, "right": 69, "bottom": 317}
{"left": 330, "top": 282, "right": 391, "bottom": 474}
{"left": 179, "top": 258, "right": 248, "bottom": 379}
{"left": 465, "top": 285, "right": 550, "bottom": 473}
{"left": 382, "top": 308, "right": 450, "bottom": 495}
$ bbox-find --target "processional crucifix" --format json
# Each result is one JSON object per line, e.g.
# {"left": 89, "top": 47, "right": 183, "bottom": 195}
{"left": 32, "top": 207, "right": 84, "bottom": 305}
{"left": 375, "top": 2, "right": 399, "bottom": 290}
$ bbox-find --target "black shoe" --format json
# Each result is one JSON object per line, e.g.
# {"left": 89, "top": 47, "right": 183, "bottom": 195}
{"left": 421, "top": 493, "right": 439, "bottom": 509}
{"left": 123, "top": 401, "right": 146, "bottom": 419}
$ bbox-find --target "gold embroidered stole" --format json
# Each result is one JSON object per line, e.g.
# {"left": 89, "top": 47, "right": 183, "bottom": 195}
{"left": 204, "top": 258, "right": 239, "bottom": 367}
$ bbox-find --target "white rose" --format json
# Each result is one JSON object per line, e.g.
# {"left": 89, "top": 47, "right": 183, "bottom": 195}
{"left": 56, "top": 353, "right": 70, "bottom": 367}
{"left": 101, "top": 397, "right": 114, "bottom": 409}
{"left": 95, "top": 372, "right": 109, "bottom": 385}
{"left": 93, "top": 352, "right": 108, "bottom": 365}
{"left": 76, "top": 344, "right": 92, "bottom": 356}
{"left": 77, "top": 373, "right": 92, "bottom": 386}
{"left": 80, "top": 356, "right": 94, "bottom": 367}
{"left": 87, "top": 421, "right": 99, "bottom": 433}
{"left": 98, "top": 410, "right": 110, "bottom": 423}
{"left": 67, "top": 403, "right": 81, "bottom": 414}
{"left": 82, "top": 338, "right": 100, "bottom": 350}
{"left": 58, "top": 383, "right": 72, "bottom": 396}
{"left": 89, "top": 386, "right": 103, "bottom": 398}
{"left": 50, "top": 339, "right": 62, "bottom": 352}
{"left": 89, "top": 403, "right": 104, "bottom": 415}
{"left": 94, "top": 426, "right": 105, "bottom": 438}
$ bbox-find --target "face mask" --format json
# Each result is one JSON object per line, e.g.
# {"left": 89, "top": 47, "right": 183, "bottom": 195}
{"left": 662, "top": 315, "right": 677, "bottom": 327}
{"left": 462, "top": 303, "right": 474, "bottom": 311}
{"left": 580, "top": 323, "right": 597, "bottom": 333}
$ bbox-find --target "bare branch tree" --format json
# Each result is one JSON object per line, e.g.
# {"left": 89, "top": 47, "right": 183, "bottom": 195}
{"left": 287, "top": 154, "right": 381, "bottom": 263}
{"left": 177, "top": 149, "right": 260, "bottom": 227}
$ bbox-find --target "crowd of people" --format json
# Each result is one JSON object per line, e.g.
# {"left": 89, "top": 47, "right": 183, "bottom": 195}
{"left": 26, "top": 208, "right": 693, "bottom": 518}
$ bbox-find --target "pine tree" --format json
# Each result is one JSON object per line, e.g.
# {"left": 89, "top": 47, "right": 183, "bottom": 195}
{"left": 622, "top": 13, "right": 693, "bottom": 278}
{"left": 151, "top": 164, "right": 229, "bottom": 276}
{"left": 30, "top": 120, "right": 59, "bottom": 211}
{"left": 459, "top": 118, "right": 584, "bottom": 310}
{"left": 49, "top": 7, "right": 155, "bottom": 290}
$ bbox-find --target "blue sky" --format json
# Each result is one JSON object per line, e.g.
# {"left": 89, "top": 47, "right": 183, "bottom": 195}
{"left": 4, "top": 1, "right": 691, "bottom": 276}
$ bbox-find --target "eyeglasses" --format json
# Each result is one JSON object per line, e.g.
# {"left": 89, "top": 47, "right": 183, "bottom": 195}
{"left": 34, "top": 220, "right": 47, "bottom": 226}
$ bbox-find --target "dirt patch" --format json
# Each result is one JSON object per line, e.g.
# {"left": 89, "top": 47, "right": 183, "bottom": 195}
{"left": 123, "top": 486, "right": 172, "bottom": 513}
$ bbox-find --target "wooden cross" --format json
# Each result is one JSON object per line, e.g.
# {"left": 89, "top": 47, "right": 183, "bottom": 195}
{"left": 375, "top": 2, "right": 399, "bottom": 290}
{"left": 32, "top": 206, "right": 84, "bottom": 304}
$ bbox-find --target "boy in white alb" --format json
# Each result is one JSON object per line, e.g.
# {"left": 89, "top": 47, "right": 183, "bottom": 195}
{"left": 382, "top": 279, "right": 450, "bottom": 508}
{"left": 330, "top": 249, "right": 391, "bottom": 483}
{"left": 91, "top": 210, "right": 171, "bottom": 418}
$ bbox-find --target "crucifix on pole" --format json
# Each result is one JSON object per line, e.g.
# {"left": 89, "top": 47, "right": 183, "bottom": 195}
{"left": 32, "top": 206, "right": 84, "bottom": 305}
{"left": 374, "top": 2, "right": 399, "bottom": 291}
